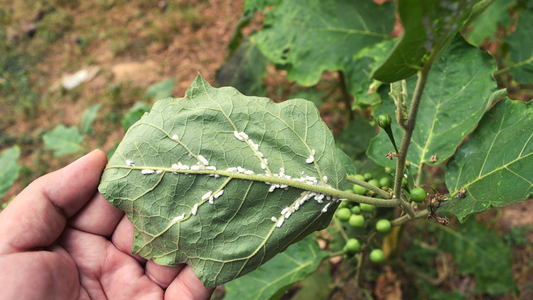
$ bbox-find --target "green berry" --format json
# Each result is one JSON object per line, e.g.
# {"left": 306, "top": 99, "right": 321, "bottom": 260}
{"left": 411, "top": 187, "right": 427, "bottom": 203}
{"left": 370, "top": 249, "right": 385, "bottom": 263}
{"left": 351, "top": 206, "right": 361, "bottom": 214}
{"left": 385, "top": 167, "right": 393, "bottom": 175}
{"left": 344, "top": 189, "right": 354, "bottom": 194}
{"left": 405, "top": 160, "right": 411, "bottom": 168}
{"left": 336, "top": 208, "right": 352, "bottom": 222}
{"left": 379, "top": 177, "right": 392, "bottom": 188}
{"left": 363, "top": 173, "right": 373, "bottom": 181}
{"left": 345, "top": 238, "right": 361, "bottom": 252}
{"left": 353, "top": 185, "right": 367, "bottom": 195}
{"left": 354, "top": 174, "right": 365, "bottom": 181}
{"left": 376, "top": 219, "right": 391, "bottom": 233}
{"left": 368, "top": 191, "right": 377, "bottom": 197}
{"left": 339, "top": 201, "right": 349, "bottom": 208}
{"left": 377, "top": 113, "right": 392, "bottom": 128}
{"left": 349, "top": 214, "right": 365, "bottom": 227}
{"left": 360, "top": 203, "right": 375, "bottom": 213}
{"left": 402, "top": 177, "right": 409, "bottom": 188}
{"left": 368, "top": 179, "right": 380, "bottom": 187}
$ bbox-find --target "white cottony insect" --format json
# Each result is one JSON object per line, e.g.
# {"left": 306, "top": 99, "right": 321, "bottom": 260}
{"left": 126, "top": 160, "right": 135, "bottom": 167}
{"left": 258, "top": 152, "right": 264, "bottom": 158}
{"left": 294, "top": 201, "right": 300, "bottom": 211}
{"left": 191, "top": 165, "right": 203, "bottom": 171}
{"left": 141, "top": 169, "right": 155, "bottom": 175}
{"left": 214, "top": 174, "right": 221, "bottom": 178}
{"left": 271, "top": 216, "right": 278, "bottom": 223}
{"left": 252, "top": 143, "right": 259, "bottom": 150}
{"left": 156, "top": 170, "right": 163, "bottom": 174}
{"left": 264, "top": 159, "right": 268, "bottom": 165}
{"left": 323, "top": 176, "right": 328, "bottom": 184}
{"left": 202, "top": 191, "right": 213, "bottom": 201}
{"left": 239, "top": 131, "right": 249, "bottom": 140}
{"left": 244, "top": 170, "right": 255, "bottom": 175}
{"left": 198, "top": 155, "right": 209, "bottom": 166}
{"left": 172, "top": 213, "right": 185, "bottom": 222}
{"left": 321, "top": 203, "right": 331, "bottom": 213}
{"left": 276, "top": 217, "right": 285, "bottom": 228}
{"left": 227, "top": 167, "right": 238, "bottom": 173}
{"left": 285, "top": 211, "right": 292, "bottom": 219}
{"left": 172, "top": 164, "right": 179, "bottom": 170}
{"left": 192, "top": 203, "right": 199, "bottom": 216}
{"left": 312, "top": 149, "right": 316, "bottom": 156}
{"left": 261, "top": 163, "right": 266, "bottom": 170}
{"left": 306, "top": 155, "right": 314, "bottom": 164}
{"left": 214, "top": 190, "right": 224, "bottom": 199}
{"left": 234, "top": 131, "right": 244, "bottom": 141}
{"left": 172, "top": 134, "right": 179, "bottom": 141}
{"left": 209, "top": 196, "right": 214, "bottom": 204}
{"left": 206, "top": 166, "right": 216, "bottom": 171}
{"left": 281, "top": 207, "right": 290, "bottom": 215}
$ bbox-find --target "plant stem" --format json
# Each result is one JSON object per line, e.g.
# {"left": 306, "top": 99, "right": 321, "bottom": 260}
{"left": 329, "top": 250, "right": 345, "bottom": 257}
{"left": 346, "top": 175, "right": 391, "bottom": 199}
{"left": 338, "top": 71, "right": 354, "bottom": 121}
{"left": 415, "top": 162, "right": 424, "bottom": 186}
{"left": 334, "top": 216, "right": 350, "bottom": 242}
{"left": 390, "top": 209, "right": 428, "bottom": 227}
{"left": 356, "top": 251, "right": 366, "bottom": 288}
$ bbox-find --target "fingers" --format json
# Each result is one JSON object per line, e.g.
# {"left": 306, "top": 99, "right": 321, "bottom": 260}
{"left": 68, "top": 192, "right": 124, "bottom": 237}
{"left": 165, "top": 265, "right": 215, "bottom": 300}
{"left": 145, "top": 261, "right": 186, "bottom": 289}
{"left": 111, "top": 215, "right": 147, "bottom": 264}
{"left": 0, "top": 149, "right": 108, "bottom": 254}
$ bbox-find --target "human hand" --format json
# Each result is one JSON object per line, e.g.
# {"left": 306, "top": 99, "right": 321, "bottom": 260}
{"left": 0, "top": 150, "right": 214, "bottom": 300}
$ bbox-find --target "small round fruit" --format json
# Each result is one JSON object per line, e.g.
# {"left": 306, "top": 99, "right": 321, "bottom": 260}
{"left": 385, "top": 167, "right": 393, "bottom": 175}
{"left": 376, "top": 219, "right": 391, "bottom": 233}
{"left": 368, "top": 191, "right": 377, "bottom": 197}
{"left": 370, "top": 249, "right": 384, "bottom": 263}
{"left": 379, "top": 177, "right": 392, "bottom": 188}
{"left": 405, "top": 160, "right": 411, "bottom": 168}
{"left": 354, "top": 174, "right": 365, "bottom": 181}
{"left": 336, "top": 208, "right": 352, "bottom": 222}
{"left": 349, "top": 214, "right": 365, "bottom": 227}
{"left": 360, "top": 203, "right": 375, "bottom": 213}
{"left": 402, "top": 177, "right": 409, "bottom": 188}
{"left": 363, "top": 173, "right": 373, "bottom": 181}
{"left": 345, "top": 238, "right": 361, "bottom": 252}
{"left": 344, "top": 189, "right": 354, "bottom": 194}
{"left": 377, "top": 113, "right": 392, "bottom": 128}
{"left": 368, "top": 179, "right": 380, "bottom": 187}
{"left": 411, "top": 187, "right": 427, "bottom": 203}
{"left": 353, "top": 185, "right": 367, "bottom": 195}
{"left": 339, "top": 201, "right": 349, "bottom": 208}
{"left": 351, "top": 206, "right": 361, "bottom": 214}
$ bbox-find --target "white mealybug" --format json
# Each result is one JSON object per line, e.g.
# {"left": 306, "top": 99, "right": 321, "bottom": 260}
{"left": 214, "top": 190, "right": 224, "bottom": 199}
{"left": 172, "top": 164, "right": 179, "bottom": 170}
{"left": 261, "top": 163, "right": 266, "bottom": 170}
{"left": 237, "top": 166, "right": 246, "bottom": 173}
{"left": 306, "top": 155, "right": 314, "bottom": 164}
{"left": 191, "top": 165, "right": 202, "bottom": 171}
{"left": 209, "top": 196, "right": 214, "bottom": 204}
{"left": 281, "top": 207, "right": 290, "bottom": 215}
{"left": 239, "top": 131, "right": 249, "bottom": 140}
{"left": 321, "top": 203, "right": 331, "bottom": 213}
{"left": 202, "top": 191, "right": 213, "bottom": 201}
{"left": 323, "top": 176, "right": 328, "bottom": 184}
{"left": 141, "top": 169, "right": 155, "bottom": 175}
{"left": 258, "top": 152, "right": 264, "bottom": 158}
{"left": 126, "top": 160, "right": 135, "bottom": 167}
{"left": 244, "top": 170, "right": 255, "bottom": 175}
{"left": 156, "top": 170, "right": 163, "bottom": 174}
{"left": 269, "top": 185, "right": 276, "bottom": 192}
{"left": 253, "top": 143, "right": 259, "bottom": 150}
{"left": 326, "top": 195, "right": 331, "bottom": 201}
{"left": 172, "top": 134, "right": 179, "bottom": 141}
{"left": 172, "top": 213, "right": 185, "bottom": 222}
{"left": 271, "top": 216, "right": 278, "bottom": 223}
{"left": 227, "top": 167, "right": 238, "bottom": 173}
{"left": 192, "top": 203, "right": 199, "bottom": 216}
{"left": 264, "top": 159, "right": 268, "bottom": 165}
{"left": 285, "top": 211, "right": 292, "bottom": 219}
{"left": 312, "top": 149, "right": 316, "bottom": 156}
{"left": 206, "top": 166, "right": 216, "bottom": 171}
{"left": 276, "top": 217, "right": 285, "bottom": 228}
{"left": 234, "top": 131, "right": 244, "bottom": 141}
{"left": 198, "top": 155, "right": 209, "bottom": 166}
{"left": 294, "top": 201, "right": 300, "bottom": 211}
{"left": 214, "top": 174, "right": 221, "bottom": 178}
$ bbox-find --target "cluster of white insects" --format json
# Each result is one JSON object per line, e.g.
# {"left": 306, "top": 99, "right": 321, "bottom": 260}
{"left": 126, "top": 130, "right": 342, "bottom": 228}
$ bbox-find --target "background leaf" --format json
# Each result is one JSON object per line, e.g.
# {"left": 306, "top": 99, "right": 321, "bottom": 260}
{"left": 336, "top": 148, "right": 356, "bottom": 176}
{"left": 444, "top": 98, "right": 533, "bottom": 221}
{"left": 80, "top": 104, "right": 101, "bottom": 135}
{"left": 288, "top": 88, "right": 324, "bottom": 109}
{"left": 372, "top": 0, "right": 477, "bottom": 83}
{"left": 99, "top": 75, "right": 347, "bottom": 288}
{"left": 224, "top": 235, "right": 329, "bottom": 300}
{"left": 367, "top": 36, "right": 498, "bottom": 171}
{"left": 502, "top": 8, "right": 533, "bottom": 85}
{"left": 252, "top": 0, "right": 395, "bottom": 86}
{"left": 0, "top": 146, "right": 20, "bottom": 200}
{"left": 121, "top": 102, "right": 152, "bottom": 132}
{"left": 466, "top": 0, "right": 514, "bottom": 46}
{"left": 337, "top": 114, "right": 377, "bottom": 160}
{"left": 43, "top": 124, "right": 84, "bottom": 157}
{"left": 438, "top": 218, "right": 517, "bottom": 294}
{"left": 291, "top": 261, "right": 332, "bottom": 300}
{"left": 216, "top": 41, "right": 268, "bottom": 96}
{"left": 145, "top": 78, "right": 175, "bottom": 100}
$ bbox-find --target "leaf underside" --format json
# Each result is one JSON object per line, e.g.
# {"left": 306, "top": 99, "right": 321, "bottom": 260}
{"left": 444, "top": 98, "right": 533, "bottom": 222}
{"left": 99, "top": 75, "right": 346, "bottom": 288}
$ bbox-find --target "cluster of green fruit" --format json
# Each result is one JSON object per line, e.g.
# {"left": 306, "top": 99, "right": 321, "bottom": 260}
{"left": 351, "top": 172, "right": 392, "bottom": 196}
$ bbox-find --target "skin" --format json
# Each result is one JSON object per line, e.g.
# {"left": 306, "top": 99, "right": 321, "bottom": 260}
{"left": 0, "top": 150, "right": 214, "bottom": 300}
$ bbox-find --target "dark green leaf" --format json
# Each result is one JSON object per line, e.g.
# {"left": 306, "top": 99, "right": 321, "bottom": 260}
{"left": 99, "top": 75, "right": 346, "bottom": 288}
{"left": 216, "top": 41, "right": 268, "bottom": 97}
{"left": 337, "top": 148, "right": 356, "bottom": 176}
{"left": 288, "top": 88, "right": 324, "bottom": 109}
{"left": 146, "top": 78, "right": 175, "bottom": 100}
{"left": 444, "top": 98, "right": 533, "bottom": 221}
{"left": 466, "top": 0, "right": 514, "bottom": 46}
{"left": 503, "top": 8, "right": 533, "bottom": 85}
{"left": 291, "top": 262, "right": 333, "bottom": 300}
{"left": 438, "top": 218, "right": 517, "bottom": 294}
{"left": 0, "top": 146, "right": 20, "bottom": 200}
{"left": 121, "top": 102, "right": 152, "bottom": 132}
{"left": 224, "top": 235, "right": 329, "bottom": 300}
{"left": 80, "top": 104, "right": 101, "bottom": 135}
{"left": 367, "top": 36, "right": 499, "bottom": 171}
{"left": 372, "top": 0, "right": 477, "bottom": 83}
{"left": 43, "top": 124, "right": 84, "bottom": 157}
{"left": 337, "top": 114, "right": 377, "bottom": 160}
{"left": 252, "top": 0, "right": 395, "bottom": 86}
{"left": 243, "top": 0, "right": 281, "bottom": 13}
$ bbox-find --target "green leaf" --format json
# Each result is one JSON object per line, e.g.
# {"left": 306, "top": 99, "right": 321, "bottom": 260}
{"left": 337, "top": 114, "right": 377, "bottom": 160}
{"left": 224, "top": 235, "right": 328, "bottom": 300}
{"left": 372, "top": 0, "right": 477, "bottom": 83}
{"left": 80, "top": 104, "right": 101, "bottom": 135}
{"left": 216, "top": 41, "right": 268, "bottom": 97}
{"left": 43, "top": 124, "right": 84, "bottom": 157}
{"left": 252, "top": 0, "right": 395, "bottom": 86}
{"left": 444, "top": 98, "right": 533, "bottom": 221}
{"left": 503, "top": 8, "right": 533, "bottom": 85}
{"left": 0, "top": 146, "right": 20, "bottom": 200}
{"left": 438, "top": 218, "right": 517, "bottom": 294}
{"left": 291, "top": 262, "right": 333, "bottom": 300}
{"left": 99, "top": 75, "right": 347, "bottom": 288}
{"left": 146, "top": 78, "right": 175, "bottom": 100}
{"left": 121, "top": 102, "right": 152, "bottom": 132}
{"left": 367, "top": 35, "right": 499, "bottom": 171}
{"left": 243, "top": 0, "right": 281, "bottom": 13}
{"left": 337, "top": 148, "right": 356, "bottom": 176}
{"left": 466, "top": 0, "right": 514, "bottom": 46}
{"left": 288, "top": 88, "right": 324, "bottom": 109}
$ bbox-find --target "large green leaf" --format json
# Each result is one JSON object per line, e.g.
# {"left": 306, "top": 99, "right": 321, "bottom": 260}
{"left": 216, "top": 41, "right": 268, "bottom": 97}
{"left": 99, "top": 75, "right": 347, "bottom": 288}
{"left": 367, "top": 36, "right": 499, "bottom": 171}
{"left": 121, "top": 102, "right": 152, "bottom": 132}
{"left": 438, "top": 218, "right": 517, "bottom": 294}
{"left": 466, "top": 0, "right": 514, "bottom": 46}
{"left": 43, "top": 124, "right": 84, "bottom": 157}
{"left": 146, "top": 78, "right": 175, "bottom": 100}
{"left": 80, "top": 104, "right": 101, "bottom": 135}
{"left": 252, "top": 0, "right": 395, "bottom": 86}
{"left": 0, "top": 146, "right": 20, "bottom": 200}
{"left": 503, "top": 8, "right": 533, "bottom": 85}
{"left": 291, "top": 262, "right": 332, "bottom": 300}
{"left": 372, "top": 0, "right": 478, "bottom": 83}
{"left": 224, "top": 234, "right": 328, "bottom": 300}
{"left": 337, "top": 114, "right": 377, "bottom": 160}
{"left": 444, "top": 98, "right": 533, "bottom": 221}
